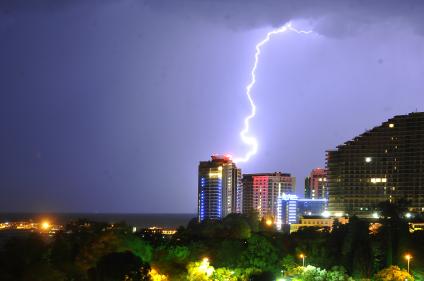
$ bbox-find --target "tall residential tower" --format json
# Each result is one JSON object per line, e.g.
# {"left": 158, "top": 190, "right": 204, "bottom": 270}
{"left": 198, "top": 155, "right": 242, "bottom": 222}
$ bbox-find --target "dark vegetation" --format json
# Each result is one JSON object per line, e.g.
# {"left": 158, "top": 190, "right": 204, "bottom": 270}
{"left": 0, "top": 202, "right": 423, "bottom": 280}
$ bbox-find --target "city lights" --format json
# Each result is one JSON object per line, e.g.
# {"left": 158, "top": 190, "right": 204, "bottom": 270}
{"left": 41, "top": 221, "right": 50, "bottom": 230}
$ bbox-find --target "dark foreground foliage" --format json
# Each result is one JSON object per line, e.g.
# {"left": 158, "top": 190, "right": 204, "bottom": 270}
{"left": 0, "top": 203, "right": 423, "bottom": 280}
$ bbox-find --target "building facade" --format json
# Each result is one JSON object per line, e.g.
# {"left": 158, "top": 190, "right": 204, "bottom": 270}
{"left": 242, "top": 172, "right": 295, "bottom": 220}
{"left": 198, "top": 155, "right": 242, "bottom": 222}
{"left": 305, "top": 168, "right": 328, "bottom": 199}
{"left": 327, "top": 112, "right": 424, "bottom": 217}
{"left": 304, "top": 176, "right": 311, "bottom": 198}
{"left": 277, "top": 194, "right": 328, "bottom": 228}
{"left": 290, "top": 216, "right": 349, "bottom": 233}
{"left": 298, "top": 198, "right": 328, "bottom": 217}
{"left": 277, "top": 193, "right": 298, "bottom": 228}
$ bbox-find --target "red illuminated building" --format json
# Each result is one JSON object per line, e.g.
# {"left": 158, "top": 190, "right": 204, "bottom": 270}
{"left": 305, "top": 168, "right": 328, "bottom": 199}
{"left": 242, "top": 172, "right": 296, "bottom": 220}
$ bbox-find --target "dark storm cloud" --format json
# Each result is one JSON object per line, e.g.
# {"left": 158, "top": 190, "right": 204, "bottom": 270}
{"left": 3, "top": 0, "right": 424, "bottom": 36}
{"left": 0, "top": 0, "right": 114, "bottom": 11}
{"left": 144, "top": 0, "right": 424, "bottom": 37}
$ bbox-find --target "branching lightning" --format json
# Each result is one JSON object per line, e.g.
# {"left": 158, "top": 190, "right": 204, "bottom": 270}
{"left": 234, "top": 22, "right": 313, "bottom": 163}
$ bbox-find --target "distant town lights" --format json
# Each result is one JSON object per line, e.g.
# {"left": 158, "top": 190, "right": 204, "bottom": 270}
{"left": 41, "top": 221, "right": 50, "bottom": 230}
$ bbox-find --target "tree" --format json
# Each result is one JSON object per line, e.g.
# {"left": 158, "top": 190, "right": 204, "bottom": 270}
{"left": 214, "top": 240, "right": 244, "bottom": 268}
{"left": 186, "top": 260, "right": 214, "bottom": 281}
{"left": 341, "top": 216, "right": 373, "bottom": 277}
{"left": 374, "top": 265, "right": 414, "bottom": 281}
{"left": 326, "top": 266, "right": 354, "bottom": 281}
{"left": 77, "top": 232, "right": 152, "bottom": 271}
{"left": 377, "top": 201, "right": 410, "bottom": 267}
{"left": 281, "top": 255, "right": 297, "bottom": 275}
{"left": 298, "top": 265, "right": 327, "bottom": 281}
{"left": 0, "top": 234, "right": 65, "bottom": 281}
{"left": 89, "top": 251, "right": 150, "bottom": 281}
{"left": 238, "top": 234, "right": 278, "bottom": 272}
{"left": 290, "top": 265, "right": 354, "bottom": 281}
{"left": 149, "top": 268, "right": 169, "bottom": 281}
{"left": 249, "top": 271, "right": 275, "bottom": 281}
{"left": 211, "top": 268, "right": 238, "bottom": 281}
{"left": 222, "top": 214, "right": 252, "bottom": 239}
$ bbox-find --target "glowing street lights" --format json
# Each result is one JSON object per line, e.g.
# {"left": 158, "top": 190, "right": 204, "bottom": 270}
{"left": 41, "top": 221, "right": 50, "bottom": 231}
{"left": 299, "top": 254, "right": 306, "bottom": 267}
{"left": 405, "top": 254, "right": 412, "bottom": 274}
{"left": 265, "top": 219, "right": 273, "bottom": 227}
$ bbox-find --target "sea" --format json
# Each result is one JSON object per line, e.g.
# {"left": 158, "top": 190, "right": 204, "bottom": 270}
{"left": 0, "top": 213, "right": 196, "bottom": 229}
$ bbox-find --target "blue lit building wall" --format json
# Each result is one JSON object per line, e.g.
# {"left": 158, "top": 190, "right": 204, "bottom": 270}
{"left": 198, "top": 175, "right": 222, "bottom": 222}
{"left": 297, "top": 199, "right": 328, "bottom": 217}
{"left": 278, "top": 195, "right": 328, "bottom": 225}
{"left": 280, "top": 194, "right": 298, "bottom": 224}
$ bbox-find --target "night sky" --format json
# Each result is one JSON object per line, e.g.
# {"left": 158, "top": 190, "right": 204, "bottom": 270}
{"left": 1, "top": 0, "right": 424, "bottom": 213}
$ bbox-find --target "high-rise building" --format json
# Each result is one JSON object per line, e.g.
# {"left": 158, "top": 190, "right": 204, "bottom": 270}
{"left": 242, "top": 172, "right": 296, "bottom": 220}
{"left": 305, "top": 168, "right": 328, "bottom": 199}
{"left": 327, "top": 112, "right": 424, "bottom": 218}
{"left": 198, "top": 154, "right": 242, "bottom": 222}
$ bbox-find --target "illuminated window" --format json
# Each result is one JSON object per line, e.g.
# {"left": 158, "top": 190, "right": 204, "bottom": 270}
{"left": 365, "top": 157, "right": 372, "bottom": 163}
{"left": 370, "top": 178, "right": 387, "bottom": 184}
{"left": 389, "top": 123, "right": 395, "bottom": 128}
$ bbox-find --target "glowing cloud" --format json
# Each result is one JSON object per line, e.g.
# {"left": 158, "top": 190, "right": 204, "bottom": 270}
{"left": 234, "top": 23, "right": 313, "bottom": 163}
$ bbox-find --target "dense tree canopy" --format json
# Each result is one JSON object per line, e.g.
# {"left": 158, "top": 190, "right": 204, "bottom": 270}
{"left": 0, "top": 204, "right": 423, "bottom": 281}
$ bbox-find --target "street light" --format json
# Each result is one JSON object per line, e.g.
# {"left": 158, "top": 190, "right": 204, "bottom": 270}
{"left": 41, "top": 221, "right": 50, "bottom": 230}
{"left": 265, "top": 219, "right": 273, "bottom": 226}
{"left": 405, "top": 254, "right": 412, "bottom": 274}
{"left": 299, "top": 254, "right": 306, "bottom": 267}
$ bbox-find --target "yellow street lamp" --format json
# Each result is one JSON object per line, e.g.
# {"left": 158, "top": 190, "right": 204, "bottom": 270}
{"left": 405, "top": 254, "right": 412, "bottom": 273}
{"left": 41, "top": 221, "right": 50, "bottom": 230}
{"left": 265, "top": 219, "right": 273, "bottom": 226}
{"left": 299, "top": 254, "right": 306, "bottom": 267}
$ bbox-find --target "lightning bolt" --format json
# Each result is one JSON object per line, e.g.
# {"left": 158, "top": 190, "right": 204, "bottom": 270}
{"left": 234, "top": 22, "right": 313, "bottom": 163}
